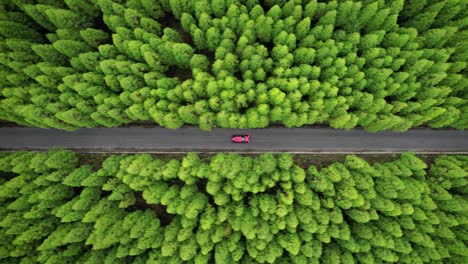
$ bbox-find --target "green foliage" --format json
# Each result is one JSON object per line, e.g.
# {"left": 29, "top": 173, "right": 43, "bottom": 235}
{"left": 0, "top": 0, "right": 466, "bottom": 131}
{"left": 79, "top": 28, "right": 109, "bottom": 48}
{"left": 45, "top": 148, "right": 78, "bottom": 170}
{"left": 0, "top": 21, "right": 44, "bottom": 41}
{"left": 53, "top": 40, "right": 93, "bottom": 58}
{"left": 44, "top": 7, "right": 92, "bottom": 30}
{"left": 0, "top": 150, "right": 467, "bottom": 263}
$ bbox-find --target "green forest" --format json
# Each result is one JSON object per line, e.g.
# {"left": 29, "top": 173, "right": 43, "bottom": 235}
{"left": 0, "top": 0, "right": 466, "bottom": 131}
{"left": 0, "top": 150, "right": 466, "bottom": 263}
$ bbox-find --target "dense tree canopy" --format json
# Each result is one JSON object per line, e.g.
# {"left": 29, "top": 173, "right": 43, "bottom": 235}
{"left": 0, "top": 0, "right": 467, "bottom": 131}
{"left": 0, "top": 150, "right": 467, "bottom": 263}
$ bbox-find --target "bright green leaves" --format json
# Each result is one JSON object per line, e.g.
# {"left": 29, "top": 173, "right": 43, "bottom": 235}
{"left": 45, "top": 149, "right": 78, "bottom": 171}
{"left": 0, "top": 0, "right": 467, "bottom": 131}
{"left": 0, "top": 151, "right": 467, "bottom": 263}
{"left": 80, "top": 28, "right": 110, "bottom": 48}
{"left": 44, "top": 8, "right": 92, "bottom": 30}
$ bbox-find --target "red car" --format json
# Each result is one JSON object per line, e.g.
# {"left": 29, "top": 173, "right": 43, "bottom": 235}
{"left": 232, "top": 135, "right": 250, "bottom": 143}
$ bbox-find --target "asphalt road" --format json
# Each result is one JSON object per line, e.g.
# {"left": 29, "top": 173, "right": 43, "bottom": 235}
{"left": 0, "top": 127, "right": 467, "bottom": 153}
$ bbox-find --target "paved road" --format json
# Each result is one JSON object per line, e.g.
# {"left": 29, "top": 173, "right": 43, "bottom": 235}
{"left": 0, "top": 127, "right": 467, "bottom": 153}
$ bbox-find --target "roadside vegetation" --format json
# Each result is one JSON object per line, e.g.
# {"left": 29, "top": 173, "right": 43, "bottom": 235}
{"left": 74, "top": 152, "right": 439, "bottom": 171}
{"left": 0, "top": 0, "right": 466, "bottom": 131}
{"left": 0, "top": 149, "right": 466, "bottom": 263}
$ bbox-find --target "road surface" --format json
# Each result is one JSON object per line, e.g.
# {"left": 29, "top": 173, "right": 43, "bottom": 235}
{"left": 0, "top": 127, "right": 467, "bottom": 153}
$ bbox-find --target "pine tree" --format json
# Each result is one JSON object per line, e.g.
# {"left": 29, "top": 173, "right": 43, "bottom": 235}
{"left": 80, "top": 28, "right": 109, "bottom": 48}
{"left": 53, "top": 40, "right": 93, "bottom": 58}
{"left": 0, "top": 21, "right": 44, "bottom": 42}
{"left": 44, "top": 7, "right": 92, "bottom": 30}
